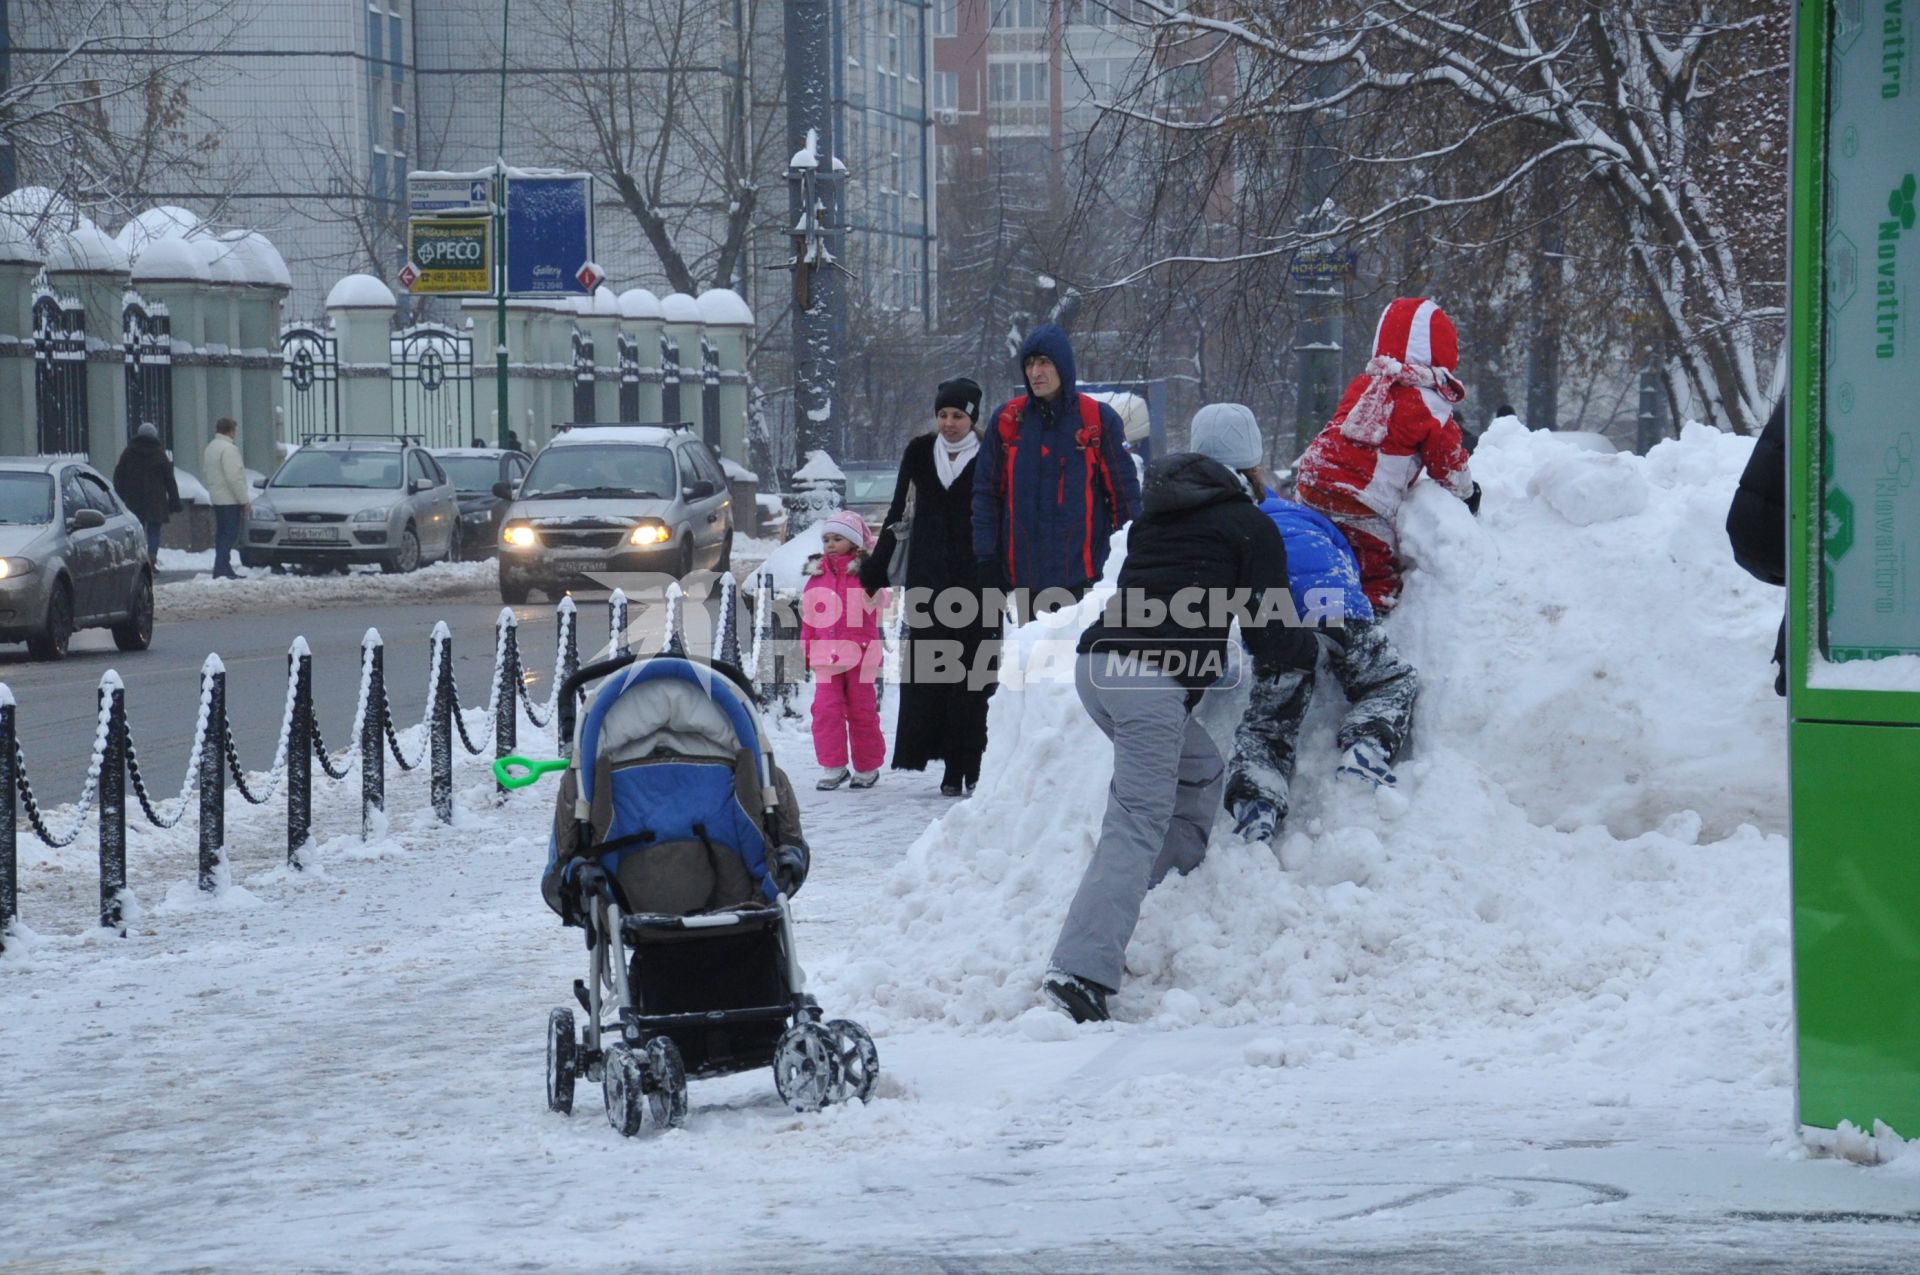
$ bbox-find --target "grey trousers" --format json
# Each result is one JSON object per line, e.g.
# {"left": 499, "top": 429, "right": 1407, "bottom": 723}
{"left": 1052, "top": 653, "right": 1226, "bottom": 991}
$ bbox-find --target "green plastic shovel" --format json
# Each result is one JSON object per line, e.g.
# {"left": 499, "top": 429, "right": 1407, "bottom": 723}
{"left": 494, "top": 754, "right": 569, "bottom": 790}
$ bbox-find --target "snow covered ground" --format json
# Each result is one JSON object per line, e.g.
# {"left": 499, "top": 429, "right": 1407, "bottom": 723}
{"left": 3, "top": 423, "right": 1916, "bottom": 1273}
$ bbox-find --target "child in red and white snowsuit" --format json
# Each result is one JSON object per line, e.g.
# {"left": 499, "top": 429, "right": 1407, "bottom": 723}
{"left": 801, "top": 509, "right": 888, "bottom": 790}
{"left": 1295, "top": 297, "right": 1481, "bottom": 612}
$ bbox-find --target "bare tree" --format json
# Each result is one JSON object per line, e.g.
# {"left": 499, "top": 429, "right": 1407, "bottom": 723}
{"left": 513, "top": 0, "right": 787, "bottom": 295}
{"left": 1, "top": 0, "right": 240, "bottom": 228}
{"left": 1079, "top": 0, "right": 1788, "bottom": 436}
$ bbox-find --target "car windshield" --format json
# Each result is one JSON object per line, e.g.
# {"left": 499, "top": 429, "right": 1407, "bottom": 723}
{"left": 843, "top": 470, "right": 895, "bottom": 504}
{"left": 0, "top": 472, "right": 54, "bottom": 525}
{"left": 437, "top": 456, "right": 500, "bottom": 492}
{"left": 518, "top": 445, "right": 675, "bottom": 500}
{"left": 271, "top": 449, "right": 404, "bottom": 489}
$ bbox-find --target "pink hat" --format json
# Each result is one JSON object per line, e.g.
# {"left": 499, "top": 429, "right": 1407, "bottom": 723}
{"left": 819, "top": 508, "right": 875, "bottom": 551}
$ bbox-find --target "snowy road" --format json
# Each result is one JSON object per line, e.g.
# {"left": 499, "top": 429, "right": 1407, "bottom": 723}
{"left": 3, "top": 425, "right": 1917, "bottom": 1272}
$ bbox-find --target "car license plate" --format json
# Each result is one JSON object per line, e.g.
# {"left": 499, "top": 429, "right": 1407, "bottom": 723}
{"left": 285, "top": 527, "right": 342, "bottom": 542}
{"left": 565, "top": 560, "right": 608, "bottom": 574}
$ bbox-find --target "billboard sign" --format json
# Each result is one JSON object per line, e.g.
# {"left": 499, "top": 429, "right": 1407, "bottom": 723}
{"left": 403, "top": 217, "right": 493, "bottom": 295}
{"left": 505, "top": 173, "right": 596, "bottom": 296}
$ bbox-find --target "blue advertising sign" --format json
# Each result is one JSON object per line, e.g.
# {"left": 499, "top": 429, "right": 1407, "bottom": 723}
{"left": 505, "top": 173, "right": 595, "bottom": 296}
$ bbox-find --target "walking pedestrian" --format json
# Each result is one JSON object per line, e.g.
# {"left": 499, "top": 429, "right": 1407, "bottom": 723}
{"left": 112, "top": 421, "right": 181, "bottom": 561}
{"left": 803, "top": 509, "right": 887, "bottom": 791}
{"left": 861, "top": 377, "right": 999, "bottom": 796}
{"left": 1295, "top": 297, "right": 1481, "bottom": 612}
{"left": 202, "top": 417, "right": 250, "bottom": 579}
{"left": 1043, "top": 405, "right": 1315, "bottom": 1024}
{"left": 973, "top": 324, "right": 1141, "bottom": 620}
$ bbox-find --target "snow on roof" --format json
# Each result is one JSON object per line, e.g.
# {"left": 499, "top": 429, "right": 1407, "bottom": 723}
{"left": 618, "top": 287, "right": 663, "bottom": 320}
{"left": 0, "top": 186, "right": 78, "bottom": 245}
{"left": 191, "top": 235, "right": 242, "bottom": 284}
{"left": 590, "top": 285, "right": 622, "bottom": 317}
{"left": 115, "top": 205, "right": 202, "bottom": 254}
{"left": 549, "top": 425, "right": 679, "bottom": 447}
{"left": 325, "top": 273, "right": 397, "bottom": 310}
{"left": 47, "top": 223, "right": 129, "bottom": 274}
{"left": 790, "top": 128, "right": 820, "bottom": 170}
{"left": 792, "top": 449, "right": 844, "bottom": 482}
{"left": 0, "top": 212, "right": 41, "bottom": 264}
{"left": 697, "top": 288, "right": 754, "bottom": 327}
{"left": 130, "top": 235, "right": 211, "bottom": 283}
{"left": 661, "top": 292, "right": 701, "bottom": 324}
{"left": 219, "top": 230, "right": 293, "bottom": 289}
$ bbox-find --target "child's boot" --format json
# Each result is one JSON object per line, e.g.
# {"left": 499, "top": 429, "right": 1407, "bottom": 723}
{"left": 816, "top": 767, "right": 851, "bottom": 791}
{"left": 850, "top": 770, "right": 880, "bottom": 790}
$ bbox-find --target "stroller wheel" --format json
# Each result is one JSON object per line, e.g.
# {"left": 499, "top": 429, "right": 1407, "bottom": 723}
{"left": 546, "top": 1008, "right": 577, "bottom": 1115}
{"left": 644, "top": 1037, "right": 689, "bottom": 1130}
{"left": 772, "top": 1022, "right": 842, "bottom": 1114}
{"left": 825, "top": 1019, "right": 880, "bottom": 1104}
{"left": 603, "top": 1044, "right": 647, "bottom": 1137}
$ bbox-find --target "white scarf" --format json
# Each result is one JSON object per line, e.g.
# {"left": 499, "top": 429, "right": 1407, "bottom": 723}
{"left": 933, "top": 431, "right": 980, "bottom": 488}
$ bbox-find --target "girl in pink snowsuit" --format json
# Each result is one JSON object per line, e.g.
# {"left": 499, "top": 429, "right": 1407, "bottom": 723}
{"left": 801, "top": 509, "right": 888, "bottom": 790}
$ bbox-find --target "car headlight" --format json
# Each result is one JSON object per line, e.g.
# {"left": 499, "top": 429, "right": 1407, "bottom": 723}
{"left": 250, "top": 503, "right": 277, "bottom": 522}
{"left": 628, "top": 523, "right": 670, "bottom": 546}
{"left": 352, "top": 507, "right": 391, "bottom": 522}
{"left": 0, "top": 557, "right": 36, "bottom": 580}
{"left": 501, "top": 523, "right": 537, "bottom": 548}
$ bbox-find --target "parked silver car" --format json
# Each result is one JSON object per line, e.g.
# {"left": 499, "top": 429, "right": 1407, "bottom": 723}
{"left": 0, "top": 458, "right": 154, "bottom": 659}
{"left": 242, "top": 437, "right": 458, "bottom": 574}
{"left": 494, "top": 424, "right": 733, "bottom": 604}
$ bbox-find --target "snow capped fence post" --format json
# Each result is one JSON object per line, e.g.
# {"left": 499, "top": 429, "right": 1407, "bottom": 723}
{"left": 287, "top": 641, "right": 313, "bottom": 870}
{"left": 430, "top": 625, "right": 454, "bottom": 824}
{"left": 359, "top": 633, "right": 385, "bottom": 843}
{"left": 0, "top": 687, "right": 15, "bottom": 951}
{"left": 716, "top": 575, "right": 742, "bottom": 668}
{"left": 664, "top": 581, "right": 686, "bottom": 657}
{"left": 609, "top": 589, "right": 630, "bottom": 658}
{"left": 494, "top": 608, "right": 519, "bottom": 794}
{"left": 555, "top": 598, "right": 579, "bottom": 761}
{"left": 98, "top": 676, "right": 128, "bottom": 933}
{"left": 198, "top": 659, "right": 226, "bottom": 892}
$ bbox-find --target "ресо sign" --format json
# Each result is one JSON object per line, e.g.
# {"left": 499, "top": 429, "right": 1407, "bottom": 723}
{"left": 405, "top": 218, "right": 492, "bottom": 295}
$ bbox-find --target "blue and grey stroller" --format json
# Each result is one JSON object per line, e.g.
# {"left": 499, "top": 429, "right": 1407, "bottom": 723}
{"left": 502, "top": 650, "right": 877, "bottom": 1135}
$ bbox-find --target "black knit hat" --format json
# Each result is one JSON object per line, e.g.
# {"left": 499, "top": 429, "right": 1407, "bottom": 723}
{"left": 934, "top": 377, "right": 983, "bottom": 423}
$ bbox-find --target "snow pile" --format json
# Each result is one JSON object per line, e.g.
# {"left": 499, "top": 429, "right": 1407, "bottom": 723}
{"left": 157, "top": 559, "right": 495, "bottom": 620}
{"left": 823, "top": 422, "right": 1791, "bottom": 1082}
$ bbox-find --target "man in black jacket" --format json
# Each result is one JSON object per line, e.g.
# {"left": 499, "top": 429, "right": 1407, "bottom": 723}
{"left": 113, "top": 422, "right": 181, "bottom": 561}
{"left": 1725, "top": 399, "right": 1786, "bottom": 695}
{"left": 1045, "top": 407, "right": 1316, "bottom": 1024}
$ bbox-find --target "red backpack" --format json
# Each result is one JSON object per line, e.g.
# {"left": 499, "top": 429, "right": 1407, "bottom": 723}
{"left": 991, "top": 394, "right": 1121, "bottom": 582}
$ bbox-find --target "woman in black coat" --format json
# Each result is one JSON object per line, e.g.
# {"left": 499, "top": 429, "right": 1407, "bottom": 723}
{"left": 860, "top": 378, "right": 1000, "bottom": 795}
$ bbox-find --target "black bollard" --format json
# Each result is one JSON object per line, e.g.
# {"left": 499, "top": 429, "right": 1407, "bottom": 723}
{"left": 199, "top": 662, "right": 226, "bottom": 892}
{"left": 287, "top": 643, "right": 312, "bottom": 869}
{"left": 430, "top": 627, "right": 454, "bottom": 824}
{"left": 610, "top": 590, "right": 630, "bottom": 657}
{"left": 0, "top": 693, "right": 15, "bottom": 949}
{"left": 99, "top": 678, "right": 127, "bottom": 932}
{"left": 495, "top": 610, "right": 519, "bottom": 793}
{"left": 556, "top": 600, "right": 580, "bottom": 760}
{"left": 360, "top": 634, "right": 385, "bottom": 842}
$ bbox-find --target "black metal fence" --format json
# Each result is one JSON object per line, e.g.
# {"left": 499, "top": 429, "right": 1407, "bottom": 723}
{"left": 33, "top": 282, "right": 89, "bottom": 455}
{"left": 124, "top": 292, "right": 175, "bottom": 449}
{"left": 0, "top": 576, "right": 816, "bottom": 953}
{"left": 280, "top": 324, "right": 341, "bottom": 439}
{"left": 572, "top": 326, "right": 597, "bottom": 423}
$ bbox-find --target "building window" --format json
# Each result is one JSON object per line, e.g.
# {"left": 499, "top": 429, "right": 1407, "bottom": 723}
{"left": 392, "top": 105, "right": 407, "bottom": 153}
{"left": 372, "top": 146, "right": 388, "bottom": 200}
{"left": 936, "top": 143, "right": 957, "bottom": 184}
{"left": 389, "top": 15, "right": 404, "bottom": 85}
{"left": 932, "top": 71, "right": 958, "bottom": 112}
{"left": 990, "top": 0, "right": 1047, "bottom": 32}
{"left": 988, "top": 59, "right": 1048, "bottom": 104}
{"left": 932, "top": 0, "right": 957, "bottom": 37}
{"left": 367, "top": 6, "right": 383, "bottom": 72}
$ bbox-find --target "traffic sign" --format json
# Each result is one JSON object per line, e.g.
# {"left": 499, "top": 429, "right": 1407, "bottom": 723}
{"left": 505, "top": 173, "right": 595, "bottom": 296}
{"left": 397, "top": 262, "right": 419, "bottom": 290}
{"left": 409, "top": 170, "right": 493, "bottom": 216}
{"left": 576, "top": 261, "right": 604, "bottom": 291}
{"left": 404, "top": 217, "right": 492, "bottom": 295}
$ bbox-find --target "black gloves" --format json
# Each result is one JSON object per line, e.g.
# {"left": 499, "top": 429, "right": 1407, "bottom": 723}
{"left": 1464, "top": 483, "right": 1483, "bottom": 516}
{"left": 771, "top": 837, "right": 811, "bottom": 897}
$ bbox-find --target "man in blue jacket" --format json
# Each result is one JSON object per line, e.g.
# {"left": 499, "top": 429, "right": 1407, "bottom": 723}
{"left": 973, "top": 324, "right": 1141, "bottom": 615}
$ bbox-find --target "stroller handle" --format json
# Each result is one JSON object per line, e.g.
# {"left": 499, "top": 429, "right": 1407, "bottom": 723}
{"left": 494, "top": 754, "right": 570, "bottom": 789}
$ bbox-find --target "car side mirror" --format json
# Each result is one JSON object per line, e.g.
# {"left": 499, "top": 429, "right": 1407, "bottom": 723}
{"left": 69, "top": 507, "right": 107, "bottom": 531}
{"left": 492, "top": 481, "right": 515, "bottom": 501}
{"left": 684, "top": 479, "right": 716, "bottom": 500}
